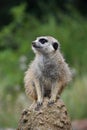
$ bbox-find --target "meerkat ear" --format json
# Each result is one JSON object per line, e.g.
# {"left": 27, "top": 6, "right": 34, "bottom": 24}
{"left": 53, "top": 42, "right": 58, "bottom": 50}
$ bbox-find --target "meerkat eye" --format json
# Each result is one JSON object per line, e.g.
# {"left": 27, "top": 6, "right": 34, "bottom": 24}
{"left": 39, "top": 38, "right": 48, "bottom": 44}
{"left": 53, "top": 42, "right": 58, "bottom": 50}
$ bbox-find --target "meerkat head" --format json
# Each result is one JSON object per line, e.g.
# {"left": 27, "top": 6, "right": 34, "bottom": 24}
{"left": 32, "top": 36, "right": 60, "bottom": 54}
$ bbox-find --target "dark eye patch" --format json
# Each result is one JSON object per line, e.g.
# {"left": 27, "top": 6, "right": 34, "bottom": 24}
{"left": 39, "top": 38, "right": 48, "bottom": 44}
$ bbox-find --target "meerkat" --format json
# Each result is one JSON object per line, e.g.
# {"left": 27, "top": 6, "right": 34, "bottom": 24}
{"left": 24, "top": 36, "right": 72, "bottom": 108}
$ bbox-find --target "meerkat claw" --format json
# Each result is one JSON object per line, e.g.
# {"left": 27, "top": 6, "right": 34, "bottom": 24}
{"left": 35, "top": 101, "right": 43, "bottom": 111}
{"left": 37, "top": 101, "right": 43, "bottom": 106}
{"left": 48, "top": 100, "right": 55, "bottom": 106}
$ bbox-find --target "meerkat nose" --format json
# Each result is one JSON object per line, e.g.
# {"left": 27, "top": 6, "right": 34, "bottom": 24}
{"left": 32, "top": 41, "right": 36, "bottom": 46}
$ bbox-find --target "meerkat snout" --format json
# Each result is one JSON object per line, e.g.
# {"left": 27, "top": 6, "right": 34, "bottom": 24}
{"left": 32, "top": 41, "right": 36, "bottom": 47}
{"left": 32, "top": 41, "right": 36, "bottom": 45}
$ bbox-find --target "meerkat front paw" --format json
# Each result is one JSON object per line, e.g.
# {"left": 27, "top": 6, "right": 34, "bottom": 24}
{"left": 48, "top": 95, "right": 60, "bottom": 106}
{"left": 48, "top": 99, "right": 55, "bottom": 106}
{"left": 35, "top": 100, "right": 43, "bottom": 111}
{"left": 37, "top": 101, "right": 43, "bottom": 106}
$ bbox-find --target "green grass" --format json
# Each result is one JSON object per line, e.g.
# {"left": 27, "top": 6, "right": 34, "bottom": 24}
{"left": 62, "top": 75, "right": 87, "bottom": 119}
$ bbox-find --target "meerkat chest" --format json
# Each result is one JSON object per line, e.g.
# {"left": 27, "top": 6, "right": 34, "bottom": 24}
{"left": 39, "top": 57, "right": 58, "bottom": 81}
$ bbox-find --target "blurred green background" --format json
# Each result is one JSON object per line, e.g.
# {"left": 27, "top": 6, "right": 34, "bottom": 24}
{"left": 0, "top": 0, "right": 87, "bottom": 128}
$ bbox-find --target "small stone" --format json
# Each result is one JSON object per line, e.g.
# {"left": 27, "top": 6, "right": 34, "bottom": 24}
{"left": 22, "top": 109, "right": 28, "bottom": 115}
{"left": 23, "top": 119, "right": 28, "bottom": 123}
